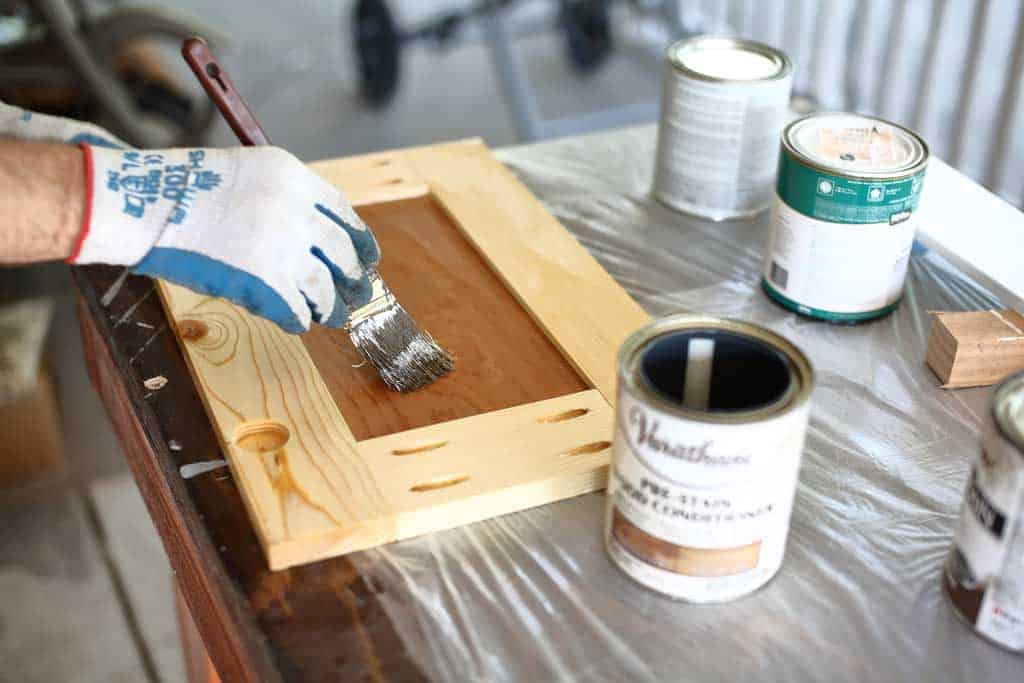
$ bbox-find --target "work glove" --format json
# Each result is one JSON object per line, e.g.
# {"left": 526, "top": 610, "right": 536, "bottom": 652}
{"left": 1, "top": 102, "right": 379, "bottom": 333}
{"left": 77, "top": 144, "right": 379, "bottom": 333}
{"left": 0, "top": 100, "right": 128, "bottom": 148}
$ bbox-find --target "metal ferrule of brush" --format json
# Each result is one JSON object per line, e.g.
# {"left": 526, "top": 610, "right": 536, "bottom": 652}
{"left": 345, "top": 271, "right": 395, "bottom": 329}
{"left": 345, "top": 271, "right": 454, "bottom": 392}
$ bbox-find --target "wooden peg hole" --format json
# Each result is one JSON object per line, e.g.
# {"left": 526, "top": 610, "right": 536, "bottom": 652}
{"left": 235, "top": 421, "right": 290, "bottom": 453}
{"left": 538, "top": 408, "right": 589, "bottom": 423}
{"left": 561, "top": 441, "right": 611, "bottom": 457}
{"left": 392, "top": 440, "right": 449, "bottom": 456}
{"left": 178, "top": 319, "right": 209, "bottom": 341}
{"left": 410, "top": 474, "right": 470, "bottom": 492}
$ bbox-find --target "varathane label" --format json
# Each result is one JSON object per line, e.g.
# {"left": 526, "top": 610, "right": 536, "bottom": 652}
{"left": 762, "top": 152, "right": 926, "bottom": 321}
{"left": 605, "top": 388, "right": 809, "bottom": 602}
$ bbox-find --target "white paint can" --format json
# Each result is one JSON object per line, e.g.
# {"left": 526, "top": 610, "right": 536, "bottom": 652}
{"left": 605, "top": 315, "right": 814, "bottom": 602}
{"left": 652, "top": 36, "right": 793, "bottom": 221}
{"left": 944, "top": 370, "right": 1024, "bottom": 653}
{"left": 762, "top": 112, "right": 929, "bottom": 322}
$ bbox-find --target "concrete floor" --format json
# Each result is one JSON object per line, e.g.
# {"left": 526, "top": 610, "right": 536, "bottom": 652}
{"left": 0, "top": 3, "right": 662, "bottom": 682}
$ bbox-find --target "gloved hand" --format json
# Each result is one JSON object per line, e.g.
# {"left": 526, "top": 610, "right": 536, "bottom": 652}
{"left": 1, "top": 102, "right": 379, "bottom": 333}
{"left": 76, "top": 144, "right": 379, "bottom": 333}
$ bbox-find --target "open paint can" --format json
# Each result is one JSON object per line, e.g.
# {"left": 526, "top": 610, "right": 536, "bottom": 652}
{"left": 944, "top": 370, "right": 1024, "bottom": 653}
{"left": 762, "top": 112, "right": 929, "bottom": 322}
{"left": 652, "top": 36, "right": 793, "bottom": 221}
{"left": 605, "top": 315, "right": 814, "bottom": 602}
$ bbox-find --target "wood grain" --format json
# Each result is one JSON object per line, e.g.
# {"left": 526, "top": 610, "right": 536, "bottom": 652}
{"left": 312, "top": 138, "right": 650, "bottom": 401}
{"left": 309, "top": 150, "right": 429, "bottom": 208}
{"left": 76, "top": 266, "right": 427, "bottom": 683}
{"left": 403, "top": 139, "right": 650, "bottom": 402}
{"left": 155, "top": 140, "right": 646, "bottom": 569}
{"left": 926, "top": 309, "right": 1024, "bottom": 388}
{"left": 176, "top": 584, "right": 223, "bottom": 683}
{"left": 158, "top": 281, "right": 391, "bottom": 560}
{"left": 268, "top": 389, "right": 613, "bottom": 568}
{"left": 77, "top": 284, "right": 285, "bottom": 683}
{"left": 303, "top": 196, "right": 589, "bottom": 441}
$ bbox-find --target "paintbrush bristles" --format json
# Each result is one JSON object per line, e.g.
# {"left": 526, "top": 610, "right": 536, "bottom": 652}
{"left": 347, "top": 286, "right": 454, "bottom": 392}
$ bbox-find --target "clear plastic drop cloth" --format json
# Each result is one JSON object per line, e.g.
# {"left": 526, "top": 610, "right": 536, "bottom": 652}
{"left": 350, "top": 125, "right": 1024, "bottom": 681}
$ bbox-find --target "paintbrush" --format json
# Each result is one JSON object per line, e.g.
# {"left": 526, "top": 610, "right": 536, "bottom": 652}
{"left": 181, "top": 37, "right": 453, "bottom": 392}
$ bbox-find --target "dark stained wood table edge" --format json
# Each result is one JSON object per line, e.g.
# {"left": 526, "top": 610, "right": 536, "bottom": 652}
{"left": 72, "top": 264, "right": 427, "bottom": 682}
{"left": 74, "top": 265, "right": 283, "bottom": 683}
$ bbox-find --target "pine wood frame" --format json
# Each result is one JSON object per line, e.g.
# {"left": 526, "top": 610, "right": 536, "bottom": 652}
{"left": 157, "top": 138, "right": 648, "bottom": 570}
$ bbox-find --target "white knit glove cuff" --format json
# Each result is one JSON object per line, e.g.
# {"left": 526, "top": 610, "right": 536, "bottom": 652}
{"left": 74, "top": 144, "right": 224, "bottom": 265}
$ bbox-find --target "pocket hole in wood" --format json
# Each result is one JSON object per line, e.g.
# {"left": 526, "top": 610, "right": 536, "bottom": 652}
{"left": 538, "top": 408, "right": 589, "bottom": 423}
{"left": 235, "top": 421, "right": 290, "bottom": 452}
{"left": 374, "top": 158, "right": 392, "bottom": 167}
{"left": 178, "top": 319, "right": 209, "bottom": 341}
{"left": 561, "top": 441, "right": 611, "bottom": 457}
{"left": 384, "top": 178, "right": 405, "bottom": 185}
{"left": 410, "top": 474, "right": 470, "bottom": 492}
{"left": 392, "top": 440, "right": 449, "bottom": 456}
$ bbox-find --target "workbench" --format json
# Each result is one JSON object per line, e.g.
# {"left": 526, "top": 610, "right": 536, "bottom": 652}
{"left": 74, "top": 125, "right": 1024, "bottom": 682}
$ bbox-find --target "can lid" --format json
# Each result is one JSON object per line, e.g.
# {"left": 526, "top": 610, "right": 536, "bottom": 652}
{"left": 994, "top": 370, "right": 1024, "bottom": 451}
{"left": 783, "top": 112, "right": 928, "bottom": 179}
{"left": 667, "top": 36, "right": 791, "bottom": 83}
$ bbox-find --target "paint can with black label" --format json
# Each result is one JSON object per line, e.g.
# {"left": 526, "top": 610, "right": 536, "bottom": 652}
{"left": 763, "top": 112, "right": 929, "bottom": 322}
{"left": 944, "top": 370, "right": 1024, "bottom": 653}
{"left": 652, "top": 36, "right": 793, "bottom": 221}
{"left": 605, "top": 315, "right": 814, "bottom": 602}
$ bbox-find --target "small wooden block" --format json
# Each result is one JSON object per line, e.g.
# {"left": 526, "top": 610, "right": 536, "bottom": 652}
{"left": 926, "top": 309, "right": 1024, "bottom": 388}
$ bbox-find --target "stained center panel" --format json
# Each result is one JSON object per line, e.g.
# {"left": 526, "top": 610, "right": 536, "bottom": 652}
{"left": 301, "top": 196, "right": 589, "bottom": 441}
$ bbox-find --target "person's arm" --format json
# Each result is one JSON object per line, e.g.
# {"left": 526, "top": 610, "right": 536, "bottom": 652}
{"left": 0, "top": 139, "right": 85, "bottom": 263}
{"left": 0, "top": 101, "right": 382, "bottom": 334}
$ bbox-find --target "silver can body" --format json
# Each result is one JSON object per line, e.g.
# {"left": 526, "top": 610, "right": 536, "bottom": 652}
{"left": 605, "top": 315, "right": 814, "bottom": 602}
{"left": 944, "top": 370, "right": 1024, "bottom": 654}
{"left": 652, "top": 36, "right": 793, "bottom": 221}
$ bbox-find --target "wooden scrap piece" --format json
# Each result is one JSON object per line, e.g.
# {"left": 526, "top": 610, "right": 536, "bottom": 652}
{"left": 926, "top": 309, "right": 1024, "bottom": 388}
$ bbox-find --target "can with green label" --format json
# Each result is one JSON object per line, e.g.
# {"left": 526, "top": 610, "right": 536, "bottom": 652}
{"left": 762, "top": 112, "right": 929, "bottom": 323}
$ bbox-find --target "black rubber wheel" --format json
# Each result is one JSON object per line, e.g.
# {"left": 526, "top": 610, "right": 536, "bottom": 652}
{"left": 561, "top": 0, "right": 613, "bottom": 73}
{"left": 120, "top": 71, "right": 195, "bottom": 129}
{"left": 353, "top": 0, "right": 401, "bottom": 108}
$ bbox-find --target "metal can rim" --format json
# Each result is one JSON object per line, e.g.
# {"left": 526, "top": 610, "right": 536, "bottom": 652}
{"left": 617, "top": 314, "right": 815, "bottom": 424}
{"left": 666, "top": 35, "right": 793, "bottom": 84}
{"left": 992, "top": 368, "right": 1024, "bottom": 459}
{"left": 781, "top": 111, "right": 930, "bottom": 180}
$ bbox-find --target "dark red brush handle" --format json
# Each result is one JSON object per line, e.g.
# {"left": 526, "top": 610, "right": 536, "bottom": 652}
{"left": 182, "top": 37, "right": 271, "bottom": 147}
